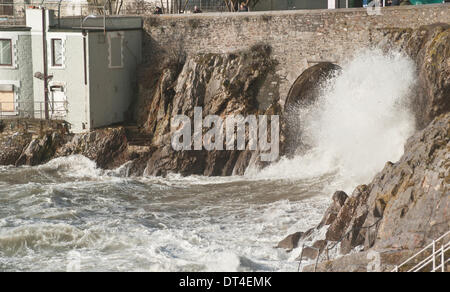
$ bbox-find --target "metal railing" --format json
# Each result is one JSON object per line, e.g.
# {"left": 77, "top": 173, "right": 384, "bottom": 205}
{"left": 0, "top": 2, "right": 107, "bottom": 28}
{"left": 0, "top": 101, "right": 67, "bottom": 120}
{"left": 392, "top": 230, "right": 450, "bottom": 272}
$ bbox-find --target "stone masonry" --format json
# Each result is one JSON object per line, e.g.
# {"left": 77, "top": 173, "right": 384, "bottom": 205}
{"left": 143, "top": 4, "right": 450, "bottom": 104}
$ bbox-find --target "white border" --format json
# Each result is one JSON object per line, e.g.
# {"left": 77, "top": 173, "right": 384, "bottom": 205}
{"left": 48, "top": 34, "right": 67, "bottom": 70}
{"left": 107, "top": 31, "right": 124, "bottom": 69}
{"left": 0, "top": 35, "right": 18, "bottom": 69}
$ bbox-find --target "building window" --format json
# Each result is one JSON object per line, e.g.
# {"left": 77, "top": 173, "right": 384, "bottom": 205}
{"left": 51, "top": 39, "right": 63, "bottom": 67}
{"left": 0, "top": 39, "right": 12, "bottom": 66}
{"left": 108, "top": 34, "right": 123, "bottom": 68}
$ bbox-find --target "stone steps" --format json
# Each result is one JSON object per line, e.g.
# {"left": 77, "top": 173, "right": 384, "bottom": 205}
{"left": 124, "top": 124, "right": 153, "bottom": 146}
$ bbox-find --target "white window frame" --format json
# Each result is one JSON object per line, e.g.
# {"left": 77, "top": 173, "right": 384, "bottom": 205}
{"left": 0, "top": 35, "right": 18, "bottom": 69}
{"left": 107, "top": 32, "right": 124, "bottom": 69}
{"left": 0, "top": 80, "right": 20, "bottom": 116}
{"left": 48, "top": 34, "right": 66, "bottom": 69}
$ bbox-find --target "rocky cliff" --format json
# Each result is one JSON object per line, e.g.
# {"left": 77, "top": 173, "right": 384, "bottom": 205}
{"left": 276, "top": 24, "right": 450, "bottom": 272}
{"left": 380, "top": 24, "right": 450, "bottom": 129}
{"left": 295, "top": 112, "right": 449, "bottom": 272}
{"left": 128, "top": 44, "right": 281, "bottom": 176}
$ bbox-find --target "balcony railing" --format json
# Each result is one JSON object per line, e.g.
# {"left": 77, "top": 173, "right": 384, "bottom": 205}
{"left": 0, "top": 101, "right": 68, "bottom": 120}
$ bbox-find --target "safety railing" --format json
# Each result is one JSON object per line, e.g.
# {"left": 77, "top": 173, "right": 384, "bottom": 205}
{"left": 392, "top": 230, "right": 450, "bottom": 272}
{"left": 0, "top": 2, "right": 107, "bottom": 28}
{"left": 0, "top": 101, "right": 67, "bottom": 120}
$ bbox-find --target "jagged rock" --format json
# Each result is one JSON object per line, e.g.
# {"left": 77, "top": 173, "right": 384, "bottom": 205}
{"left": 0, "top": 132, "right": 32, "bottom": 165}
{"left": 56, "top": 127, "right": 129, "bottom": 169}
{"left": 15, "top": 132, "right": 64, "bottom": 166}
{"left": 276, "top": 232, "right": 303, "bottom": 252}
{"left": 0, "top": 120, "right": 70, "bottom": 166}
{"left": 301, "top": 112, "right": 450, "bottom": 271}
{"left": 325, "top": 185, "right": 370, "bottom": 244}
{"left": 381, "top": 24, "right": 450, "bottom": 129}
{"left": 133, "top": 44, "right": 281, "bottom": 176}
{"left": 363, "top": 112, "right": 450, "bottom": 251}
{"left": 318, "top": 191, "right": 348, "bottom": 228}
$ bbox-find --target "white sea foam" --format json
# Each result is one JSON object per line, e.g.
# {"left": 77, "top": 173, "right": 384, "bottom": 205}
{"left": 39, "top": 155, "right": 102, "bottom": 178}
{"left": 255, "top": 49, "right": 416, "bottom": 192}
{"left": 0, "top": 49, "right": 418, "bottom": 272}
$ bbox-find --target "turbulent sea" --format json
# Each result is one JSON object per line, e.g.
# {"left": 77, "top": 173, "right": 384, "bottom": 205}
{"left": 0, "top": 50, "right": 417, "bottom": 271}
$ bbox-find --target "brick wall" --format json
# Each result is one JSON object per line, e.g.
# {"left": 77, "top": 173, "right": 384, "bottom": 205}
{"left": 143, "top": 4, "right": 450, "bottom": 103}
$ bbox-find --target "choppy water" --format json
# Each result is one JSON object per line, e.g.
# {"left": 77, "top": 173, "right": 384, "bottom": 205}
{"left": 0, "top": 50, "right": 416, "bottom": 271}
{"left": 0, "top": 156, "right": 332, "bottom": 272}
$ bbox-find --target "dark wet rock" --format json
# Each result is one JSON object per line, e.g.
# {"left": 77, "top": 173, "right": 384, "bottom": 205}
{"left": 318, "top": 191, "right": 348, "bottom": 229}
{"left": 362, "top": 113, "right": 450, "bottom": 251}
{"left": 0, "top": 120, "right": 70, "bottom": 166}
{"left": 56, "top": 127, "right": 129, "bottom": 169}
{"left": 132, "top": 44, "right": 281, "bottom": 176}
{"left": 15, "top": 132, "right": 65, "bottom": 166}
{"left": 276, "top": 232, "right": 303, "bottom": 252}
{"left": 325, "top": 185, "right": 370, "bottom": 244}
{"left": 0, "top": 132, "right": 32, "bottom": 165}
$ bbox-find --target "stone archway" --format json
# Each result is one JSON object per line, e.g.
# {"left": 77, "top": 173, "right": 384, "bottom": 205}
{"left": 282, "top": 62, "right": 341, "bottom": 156}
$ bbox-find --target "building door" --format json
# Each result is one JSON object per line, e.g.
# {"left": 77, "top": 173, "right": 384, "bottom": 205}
{"left": 50, "top": 86, "right": 67, "bottom": 119}
{"left": 0, "top": 84, "right": 14, "bottom": 113}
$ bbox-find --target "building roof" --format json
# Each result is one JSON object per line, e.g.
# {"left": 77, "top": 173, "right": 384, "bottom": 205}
{"left": 56, "top": 15, "right": 143, "bottom": 31}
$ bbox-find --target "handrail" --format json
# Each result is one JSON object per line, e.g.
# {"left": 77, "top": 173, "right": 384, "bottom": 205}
{"left": 392, "top": 230, "right": 450, "bottom": 272}
{"left": 410, "top": 242, "right": 449, "bottom": 272}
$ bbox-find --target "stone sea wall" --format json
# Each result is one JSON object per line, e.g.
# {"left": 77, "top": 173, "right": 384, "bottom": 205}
{"left": 143, "top": 4, "right": 450, "bottom": 105}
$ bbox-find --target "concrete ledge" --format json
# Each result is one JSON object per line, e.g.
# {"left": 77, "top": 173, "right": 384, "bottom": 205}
{"left": 144, "top": 3, "right": 450, "bottom": 19}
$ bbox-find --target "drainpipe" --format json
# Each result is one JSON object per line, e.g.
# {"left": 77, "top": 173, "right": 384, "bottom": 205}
{"left": 42, "top": 7, "right": 49, "bottom": 120}
{"left": 82, "top": 30, "right": 87, "bottom": 85}
{"left": 58, "top": 0, "right": 62, "bottom": 28}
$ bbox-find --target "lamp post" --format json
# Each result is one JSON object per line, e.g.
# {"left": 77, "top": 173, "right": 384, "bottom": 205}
{"left": 41, "top": 7, "right": 49, "bottom": 120}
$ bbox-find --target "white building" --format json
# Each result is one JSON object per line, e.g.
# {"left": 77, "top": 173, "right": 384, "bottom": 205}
{"left": 0, "top": 7, "right": 142, "bottom": 133}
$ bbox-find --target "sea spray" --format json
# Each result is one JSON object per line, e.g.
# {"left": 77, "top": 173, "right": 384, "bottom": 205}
{"left": 254, "top": 50, "right": 416, "bottom": 192}
{"left": 0, "top": 50, "right": 418, "bottom": 272}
